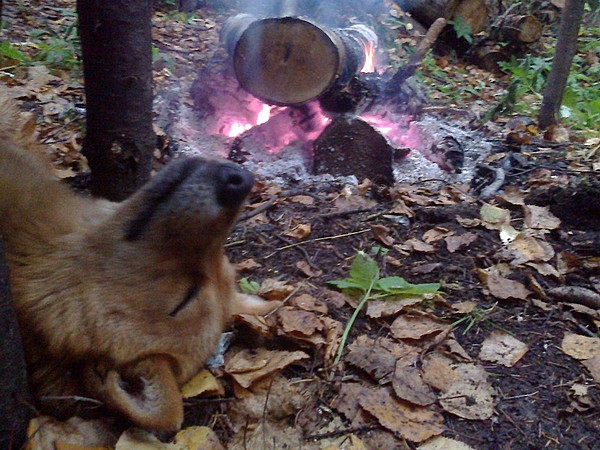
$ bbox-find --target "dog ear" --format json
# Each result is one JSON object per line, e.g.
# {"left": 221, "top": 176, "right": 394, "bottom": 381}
{"left": 82, "top": 356, "right": 183, "bottom": 432}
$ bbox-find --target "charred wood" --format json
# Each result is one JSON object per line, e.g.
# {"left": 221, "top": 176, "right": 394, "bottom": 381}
{"left": 313, "top": 117, "right": 394, "bottom": 185}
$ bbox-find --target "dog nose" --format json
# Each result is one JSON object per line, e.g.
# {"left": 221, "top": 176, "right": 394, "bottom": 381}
{"left": 216, "top": 164, "right": 254, "bottom": 207}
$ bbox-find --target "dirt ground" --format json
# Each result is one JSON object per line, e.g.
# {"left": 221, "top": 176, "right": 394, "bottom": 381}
{"left": 2, "top": 1, "right": 599, "bottom": 449}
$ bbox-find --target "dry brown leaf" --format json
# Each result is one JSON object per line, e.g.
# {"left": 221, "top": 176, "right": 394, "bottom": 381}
{"left": 451, "top": 301, "right": 478, "bottom": 314}
{"left": 504, "top": 234, "right": 555, "bottom": 265}
{"left": 331, "top": 383, "right": 374, "bottom": 427}
{"left": 174, "top": 426, "right": 224, "bottom": 450}
{"left": 181, "top": 369, "right": 224, "bottom": 398}
{"left": 418, "top": 436, "right": 476, "bottom": 450}
{"left": 397, "top": 239, "right": 436, "bottom": 253}
{"left": 115, "top": 429, "right": 185, "bottom": 450}
{"left": 282, "top": 223, "right": 311, "bottom": 239}
{"left": 225, "top": 348, "right": 309, "bottom": 389}
{"left": 321, "top": 434, "right": 368, "bottom": 450}
{"left": 357, "top": 388, "right": 444, "bottom": 443}
{"left": 392, "top": 361, "right": 437, "bottom": 406}
{"left": 456, "top": 216, "right": 482, "bottom": 228}
{"left": 561, "top": 334, "right": 600, "bottom": 360}
{"left": 479, "top": 330, "right": 529, "bottom": 367}
{"left": 523, "top": 205, "right": 561, "bottom": 230}
{"left": 291, "top": 293, "right": 328, "bottom": 314}
{"left": 290, "top": 195, "right": 315, "bottom": 205}
{"left": 258, "top": 279, "right": 296, "bottom": 300}
{"left": 345, "top": 335, "right": 419, "bottom": 383}
{"left": 479, "top": 271, "right": 531, "bottom": 300}
{"left": 422, "top": 227, "right": 454, "bottom": 243}
{"left": 276, "top": 307, "right": 325, "bottom": 344}
{"left": 366, "top": 297, "right": 426, "bottom": 318}
{"left": 390, "top": 313, "right": 450, "bottom": 340}
{"left": 27, "top": 417, "right": 117, "bottom": 450}
{"left": 445, "top": 232, "right": 478, "bottom": 253}
{"left": 233, "top": 313, "right": 272, "bottom": 338}
{"left": 296, "top": 260, "right": 323, "bottom": 277}
{"left": 497, "top": 186, "right": 525, "bottom": 206}
{"left": 438, "top": 364, "right": 495, "bottom": 420}
{"left": 235, "top": 258, "right": 262, "bottom": 271}
{"left": 480, "top": 204, "right": 510, "bottom": 230}
{"left": 582, "top": 354, "right": 600, "bottom": 383}
{"left": 421, "top": 353, "right": 459, "bottom": 391}
{"left": 370, "top": 223, "right": 395, "bottom": 246}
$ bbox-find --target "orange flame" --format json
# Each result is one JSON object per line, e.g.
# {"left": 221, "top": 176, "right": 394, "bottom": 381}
{"left": 360, "top": 41, "right": 376, "bottom": 73}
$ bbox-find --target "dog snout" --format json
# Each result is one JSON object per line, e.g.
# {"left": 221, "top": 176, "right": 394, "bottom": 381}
{"left": 216, "top": 164, "right": 254, "bottom": 207}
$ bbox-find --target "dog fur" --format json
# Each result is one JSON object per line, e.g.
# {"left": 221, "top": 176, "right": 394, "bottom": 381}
{"left": 0, "top": 88, "right": 276, "bottom": 432}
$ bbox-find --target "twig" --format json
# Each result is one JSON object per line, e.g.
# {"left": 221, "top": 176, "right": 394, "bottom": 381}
{"left": 238, "top": 195, "right": 278, "bottom": 222}
{"left": 304, "top": 425, "right": 378, "bottom": 441}
{"left": 264, "top": 286, "right": 301, "bottom": 319}
{"left": 387, "top": 18, "right": 448, "bottom": 91}
{"left": 318, "top": 206, "right": 377, "bottom": 219}
{"left": 265, "top": 229, "right": 370, "bottom": 258}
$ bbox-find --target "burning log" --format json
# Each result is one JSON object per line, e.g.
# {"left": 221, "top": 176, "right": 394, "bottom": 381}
{"left": 221, "top": 14, "right": 377, "bottom": 105}
{"left": 394, "top": 0, "right": 488, "bottom": 34}
{"left": 313, "top": 117, "right": 394, "bottom": 185}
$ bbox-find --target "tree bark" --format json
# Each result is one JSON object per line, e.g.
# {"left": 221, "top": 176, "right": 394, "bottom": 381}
{"left": 538, "top": 0, "right": 585, "bottom": 129}
{"left": 395, "top": 0, "right": 488, "bottom": 33}
{"left": 77, "top": 0, "right": 155, "bottom": 201}
{"left": 0, "top": 239, "right": 32, "bottom": 450}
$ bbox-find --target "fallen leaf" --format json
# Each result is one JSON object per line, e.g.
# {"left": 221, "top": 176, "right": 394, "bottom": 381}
{"left": 290, "top": 195, "right": 314, "bottom": 205}
{"left": 174, "top": 426, "right": 224, "bottom": 450}
{"left": 27, "top": 417, "right": 116, "bottom": 450}
{"left": 480, "top": 204, "right": 510, "bottom": 230}
{"left": 181, "top": 369, "right": 224, "bottom": 398}
{"left": 225, "top": 349, "right": 309, "bottom": 389}
{"left": 392, "top": 361, "right": 437, "bottom": 406}
{"left": 235, "top": 258, "right": 262, "bottom": 271}
{"left": 331, "top": 383, "right": 374, "bottom": 427}
{"left": 561, "top": 334, "right": 600, "bottom": 360}
{"left": 370, "top": 224, "right": 395, "bottom": 246}
{"left": 391, "top": 313, "right": 450, "bottom": 340}
{"left": 479, "top": 271, "right": 531, "bottom": 300}
{"left": 358, "top": 387, "right": 444, "bottom": 443}
{"left": 523, "top": 205, "right": 561, "bottom": 230}
{"left": 276, "top": 307, "right": 326, "bottom": 344}
{"left": 296, "top": 260, "right": 323, "bottom": 277}
{"left": 422, "top": 227, "right": 454, "bottom": 243}
{"left": 366, "top": 296, "right": 426, "bottom": 318}
{"left": 497, "top": 186, "right": 525, "bottom": 206}
{"left": 258, "top": 279, "right": 296, "bottom": 300}
{"left": 445, "top": 232, "right": 478, "bottom": 253}
{"left": 115, "top": 429, "right": 185, "bottom": 450}
{"left": 418, "top": 436, "right": 476, "bottom": 450}
{"left": 456, "top": 216, "right": 482, "bottom": 228}
{"left": 397, "top": 238, "right": 436, "bottom": 253}
{"left": 451, "top": 301, "right": 478, "bottom": 314}
{"left": 283, "top": 223, "right": 311, "bottom": 239}
{"left": 346, "top": 335, "right": 419, "bottom": 383}
{"left": 438, "top": 364, "right": 495, "bottom": 420}
{"left": 421, "top": 353, "right": 459, "bottom": 391}
{"left": 582, "top": 355, "right": 600, "bottom": 382}
{"left": 479, "top": 330, "right": 529, "bottom": 367}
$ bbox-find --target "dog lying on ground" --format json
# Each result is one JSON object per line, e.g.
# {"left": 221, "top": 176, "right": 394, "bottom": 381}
{"left": 0, "top": 87, "right": 277, "bottom": 432}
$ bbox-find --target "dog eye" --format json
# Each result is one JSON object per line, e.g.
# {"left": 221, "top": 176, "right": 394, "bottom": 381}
{"left": 169, "top": 283, "right": 200, "bottom": 317}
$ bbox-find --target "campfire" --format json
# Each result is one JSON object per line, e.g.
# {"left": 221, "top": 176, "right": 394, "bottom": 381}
{"left": 170, "top": 2, "right": 492, "bottom": 187}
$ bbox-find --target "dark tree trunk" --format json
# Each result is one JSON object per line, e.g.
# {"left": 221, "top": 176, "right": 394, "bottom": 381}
{"left": 0, "top": 239, "right": 32, "bottom": 450}
{"left": 77, "top": 0, "right": 155, "bottom": 201}
{"left": 538, "top": 0, "right": 585, "bottom": 129}
{"left": 178, "top": 0, "right": 197, "bottom": 12}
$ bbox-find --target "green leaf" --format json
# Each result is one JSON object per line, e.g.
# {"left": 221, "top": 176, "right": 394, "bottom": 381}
{"left": 239, "top": 277, "right": 260, "bottom": 295}
{"left": 348, "top": 251, "right": 380, "bottom": 286}
{"left": 0, "top": 41, "right": 27, "bottom": 62}
{"left": 376, "top": 276, "right": 411, "bottom": 291}
{"left": 327, "top": 278, "right": 368, "bottom": 291}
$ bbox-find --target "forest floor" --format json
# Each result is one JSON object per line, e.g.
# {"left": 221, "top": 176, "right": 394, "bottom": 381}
{"left": 1, "top": 1, "right": 600, "bottom": 449}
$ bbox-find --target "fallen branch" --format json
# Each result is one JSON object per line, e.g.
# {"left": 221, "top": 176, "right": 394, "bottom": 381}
{"left": 386, "top": 17, "right": 447, "bottom": 93}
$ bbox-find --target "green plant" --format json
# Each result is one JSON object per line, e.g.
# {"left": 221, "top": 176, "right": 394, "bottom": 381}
{"left": 449, "top": 17, "right": 473, "bottom": 43}
{"left": 328, "top": 251, "right": 442, "bottom": 368}
{"left": 152, "top": 45, "right": 175, "bottom": 72}
{"left": 451, "top": 305, "right": 494, "bottom": 334}
{"left": 239, "top": 277, "right": 260, "bottom": 295}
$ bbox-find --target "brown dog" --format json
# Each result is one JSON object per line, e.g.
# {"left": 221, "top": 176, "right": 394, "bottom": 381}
{"left": 0, "top": 89, "right": 276, "bottom": 432}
